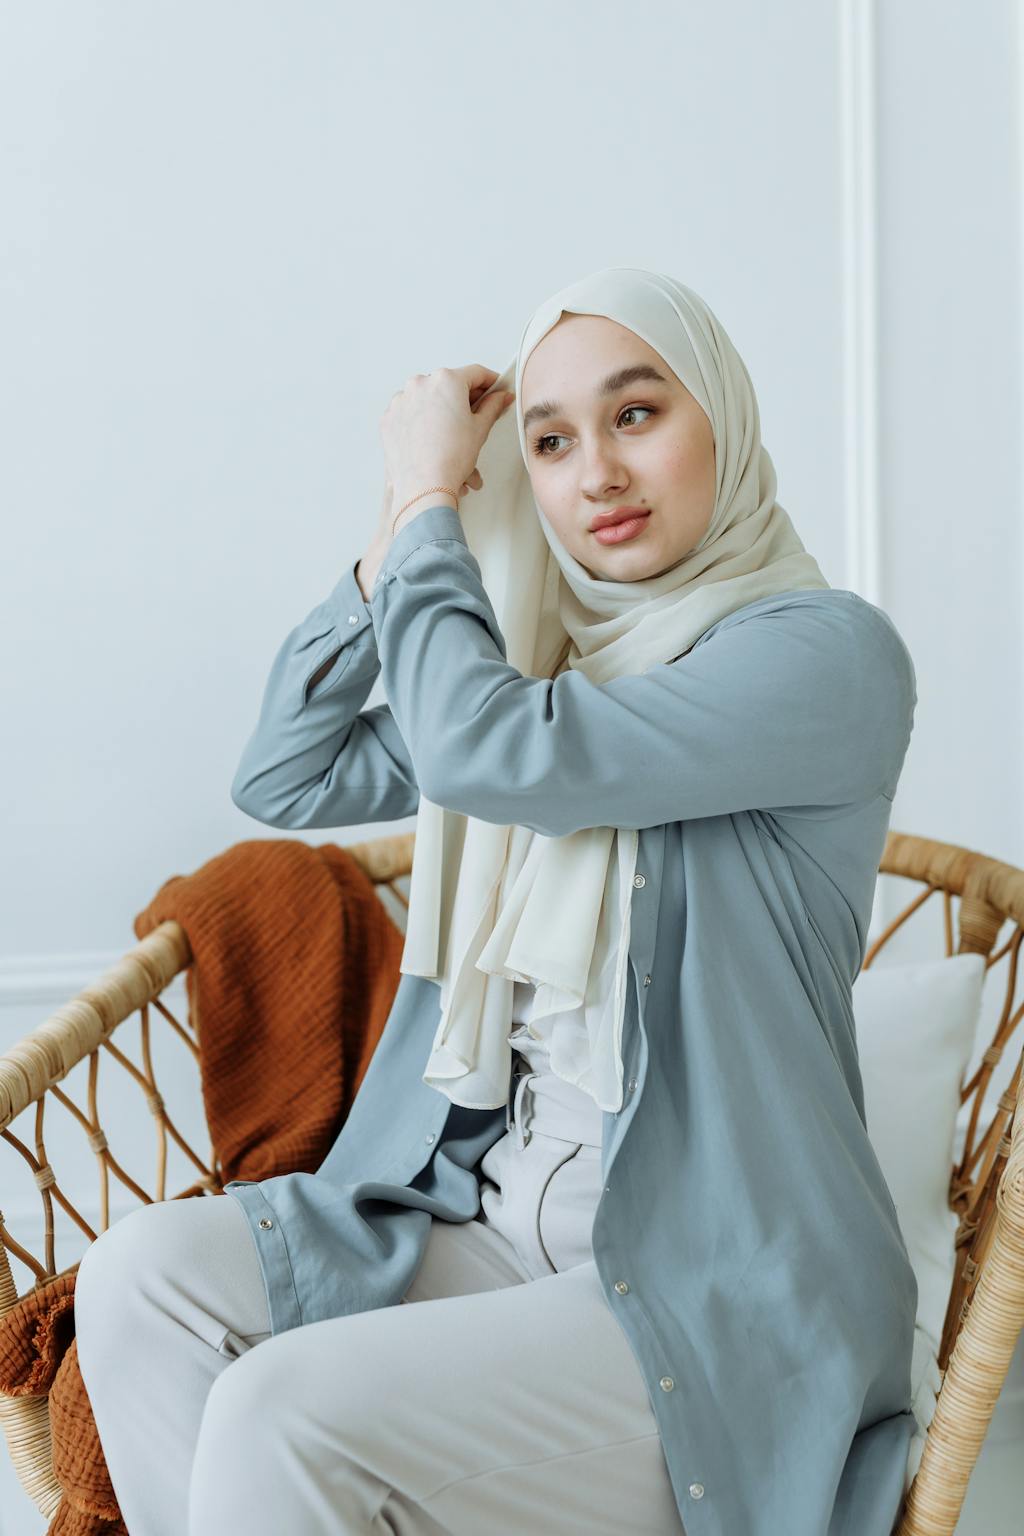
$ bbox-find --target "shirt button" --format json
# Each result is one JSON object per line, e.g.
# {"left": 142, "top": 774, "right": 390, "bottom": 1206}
{"left": 347, "top": 613, "right": 360, "bottom": 625}
{"left": 659, "top": 1376, "right": 675, "bottom": 1391}
{"left": 632, "top": 873, "right": 646, "bottom": 888}
{"left": 643, "top": 974, "right": 652, "bottom": 986}
{"left": 258, "top": 1218, "right": 274, "bottom": 1230}
{"left": 688, "top": 1482, "right": 705, "bottom": 1499}
{"left": 425, "top": 1132, "right": 436, "bottom": 1144}
{"left": 614, "top": 1280, "right": 630, "bottom": 1294}
{"left": 627, "top": 1077, "right": 638, "bottom": 1093}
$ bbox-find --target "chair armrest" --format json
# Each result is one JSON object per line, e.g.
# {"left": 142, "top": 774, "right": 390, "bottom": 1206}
{"left": 895, "top": 1067, "right": 1024, "bottom": 1533}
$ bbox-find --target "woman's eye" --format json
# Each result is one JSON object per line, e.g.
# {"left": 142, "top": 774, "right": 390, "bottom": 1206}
{"left": 618, "top": 405, "right": 654, "bottom": 428}
{"left": 531, "top": 404, "right": 656, "bottom": 457}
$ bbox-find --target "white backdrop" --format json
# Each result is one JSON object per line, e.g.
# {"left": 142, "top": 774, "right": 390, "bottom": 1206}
{"left": 0, "top": 3, "right": 1021, "bottom": 1531}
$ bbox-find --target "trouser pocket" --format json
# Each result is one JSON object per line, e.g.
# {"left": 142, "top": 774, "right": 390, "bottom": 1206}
{"left": 537, "top": 1142, "right": 604, "bottom": 1273}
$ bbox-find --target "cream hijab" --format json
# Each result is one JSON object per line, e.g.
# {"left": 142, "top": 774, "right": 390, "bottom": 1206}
{"left": 398, "top": 266, "right": 830, "bottom": 1112}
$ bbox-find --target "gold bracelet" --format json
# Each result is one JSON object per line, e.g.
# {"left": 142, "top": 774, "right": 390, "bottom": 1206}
{"left": 390, "top": 485, "right": 460, "bottom": 539}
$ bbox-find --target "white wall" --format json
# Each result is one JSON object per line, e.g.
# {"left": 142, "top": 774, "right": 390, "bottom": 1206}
{"left": 0, "top": 3, "right": 1021, "bottom": 1531}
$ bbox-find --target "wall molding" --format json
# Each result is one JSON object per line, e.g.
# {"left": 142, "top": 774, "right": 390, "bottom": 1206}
{"left": 1019, "top": 0, "right": 1024, "bottom": 792}
{"left": 838, "top": 0, "right": 890, "bottom": 945}
{"left": 0, "top": 949, "right": 187, "bottom": 1012}
{"left": 838, "top": 0, "right": 882, "bottom": 609}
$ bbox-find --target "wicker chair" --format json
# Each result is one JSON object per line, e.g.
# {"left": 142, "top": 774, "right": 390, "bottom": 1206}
{"left": 1, "top": 828, "right": 1022, "bottom": 1535}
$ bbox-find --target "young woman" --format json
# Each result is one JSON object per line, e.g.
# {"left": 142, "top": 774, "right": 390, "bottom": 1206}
{"left": 76, "top": 267, "right": 921, "bottom": 1536}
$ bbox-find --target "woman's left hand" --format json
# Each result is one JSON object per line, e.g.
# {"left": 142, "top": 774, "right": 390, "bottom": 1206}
{"left": 380, "top": 365, "right": 515, "bottom": 532}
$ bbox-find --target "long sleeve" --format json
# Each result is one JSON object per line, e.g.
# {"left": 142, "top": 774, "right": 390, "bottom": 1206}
{"left": 365, "top": 503, "right": 917, "bottom": 839}
{"left": 230, "top": 557, "right": 420, "bottom": 828}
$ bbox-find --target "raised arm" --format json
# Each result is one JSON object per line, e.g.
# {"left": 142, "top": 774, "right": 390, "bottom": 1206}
{"left": 366, "top": 503, "right": 917, "bottom": 838}
{"left": 230, "top": 556, "right": 419, "bottom": 829}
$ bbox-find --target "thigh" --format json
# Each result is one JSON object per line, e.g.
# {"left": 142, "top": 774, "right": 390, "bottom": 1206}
{"left": 401, "top": 1207, "right": 534, "bottom": 1302}
{"left": 200, "top": 1229, "right": 684, "bottom": 1536}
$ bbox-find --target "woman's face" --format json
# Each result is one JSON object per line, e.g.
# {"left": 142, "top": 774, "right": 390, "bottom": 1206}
{"left": 520, "top": 314, "right": 716, "bottom": 581}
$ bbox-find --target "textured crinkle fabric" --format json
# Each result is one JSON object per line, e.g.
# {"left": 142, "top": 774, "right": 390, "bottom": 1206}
{"left": 0, "top": 1269, "right": 77, "bottom": 1397}
{"left": 0, "top": 1273, "right": 125, "bottom": 1534}
{"left": 133, "top": 836, "right": 405, "bottom": 1183}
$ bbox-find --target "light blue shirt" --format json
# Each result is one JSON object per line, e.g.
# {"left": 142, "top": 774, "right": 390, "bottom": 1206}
{"left": 227, "top": 502, "right": 919, "bottom": 1536}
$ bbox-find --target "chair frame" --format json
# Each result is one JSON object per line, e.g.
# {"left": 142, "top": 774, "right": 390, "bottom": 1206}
{"left": 0, "top": 827, "right": 1022, "bottom": 1534}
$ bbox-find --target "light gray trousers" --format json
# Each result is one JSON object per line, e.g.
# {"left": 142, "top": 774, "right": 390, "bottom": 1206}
{"left": 74, "top": 1061, "right": 685, "bottom": 1536}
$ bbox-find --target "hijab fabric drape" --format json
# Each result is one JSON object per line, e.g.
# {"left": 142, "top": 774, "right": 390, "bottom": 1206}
{"left": 397, "top": 266, "right": 831, "bottom": 1112}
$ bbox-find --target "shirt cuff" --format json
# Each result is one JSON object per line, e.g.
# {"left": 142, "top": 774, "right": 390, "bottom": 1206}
{"left": 372, "top": 503, "right": 469, "bottom": 594}
{"left": 326, "top": 556, "right": 375, "bottom": 647}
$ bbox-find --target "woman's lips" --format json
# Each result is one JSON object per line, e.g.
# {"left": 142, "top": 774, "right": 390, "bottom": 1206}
{"left": 590, "top": 511, "right": 651, "bottom": 545}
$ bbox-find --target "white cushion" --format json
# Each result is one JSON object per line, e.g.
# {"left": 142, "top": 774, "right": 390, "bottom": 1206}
{"left": 852, "top": 952, "right": 987, "bottom": 1461}
{"left": 904, "top": 1324, "right": 944, "bottom": 1494}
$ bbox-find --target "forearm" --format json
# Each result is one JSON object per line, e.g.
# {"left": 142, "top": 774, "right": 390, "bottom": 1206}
{"left": 230, "top": 556, "right": 420, "bottom": 829}
{"left": 355, "top": 555, "right": 378, "bottom": 604}
{"left": 356, "top": 534, "right": 391, "bottom": 602}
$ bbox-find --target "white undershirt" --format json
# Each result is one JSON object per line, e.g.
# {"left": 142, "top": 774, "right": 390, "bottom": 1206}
{"left": 502, "top": 978, "right": 606, "bottom": 1146}
{"left": 507, "top": 978, "right": 606, "bottom": 1105}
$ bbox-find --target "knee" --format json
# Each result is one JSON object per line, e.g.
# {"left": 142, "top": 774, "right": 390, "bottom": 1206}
{"left": 196, "top": 1337, "right": 294, "bottom": 1460}
{"left": 190, "top": 1343, "right": 339, "bottom": 1535}
{"left": 75, "top": 1204, "right": 155, "bottom": 1322}
{"left": 196, "top": 1326, "right": 368, "bottom": 1464}
{"left": 75, "top": 1200, "right": 189, "bottom": 1354}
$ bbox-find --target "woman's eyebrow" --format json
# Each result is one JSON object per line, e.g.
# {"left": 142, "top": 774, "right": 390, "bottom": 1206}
{"left": 521, "top": 364, "right": 670, "bottom": 433}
